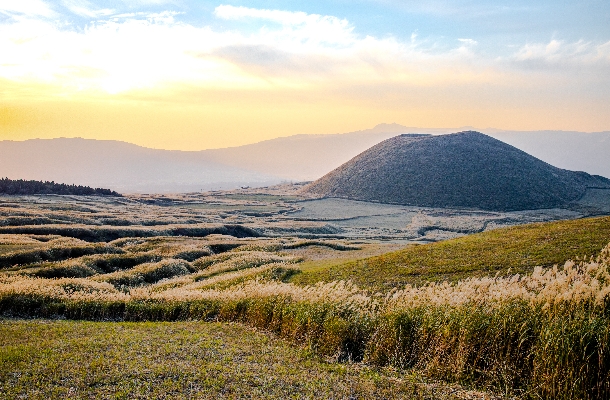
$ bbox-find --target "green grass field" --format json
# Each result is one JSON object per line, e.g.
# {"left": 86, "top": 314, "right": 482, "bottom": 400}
{"left": 0, "top": 319, "right": 482, "bottom": 400}
{"left": 292, "top": 216, "right": 610, "bottom": 289}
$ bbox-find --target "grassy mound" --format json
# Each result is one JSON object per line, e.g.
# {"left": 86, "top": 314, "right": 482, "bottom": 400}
{"left": 292, "top": 216, "right": 610, "bottom": 289}
{"left": 301, "top": 132, "right": 610, "bottom": 211}
{"left": 0, "top": 240, "right": 123, "bottom": 269}
{"left": 93, "top": 259, "right": 194, "bottom": 287}
{"left": 14, "top": 254, "right": 161, "bottom": 278}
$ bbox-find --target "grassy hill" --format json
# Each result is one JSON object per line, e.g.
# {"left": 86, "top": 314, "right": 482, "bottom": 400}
{"left": 292, "top": 215, "right": 610, "bottom": 289}
{"left": 302, "top": 131, "right": 610, "bottom": 211}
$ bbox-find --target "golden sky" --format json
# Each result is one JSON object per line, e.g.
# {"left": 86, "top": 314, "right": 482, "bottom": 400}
{"left": 1, "top": 2, "right": 610, "bottom": 150}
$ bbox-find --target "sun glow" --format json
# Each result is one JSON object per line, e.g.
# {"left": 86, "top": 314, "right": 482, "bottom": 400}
{"left": 1, "top": 3, "right": 609, "bottom": 149}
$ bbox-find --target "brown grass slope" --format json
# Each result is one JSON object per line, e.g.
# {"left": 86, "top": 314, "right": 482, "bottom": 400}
{"left": 302, "top": 131, "right": 610, "bottom": 211}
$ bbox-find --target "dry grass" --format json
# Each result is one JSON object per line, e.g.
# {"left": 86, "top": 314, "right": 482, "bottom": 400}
{"left": 92, "top": 259, "right": 194, "bottom": 287}
{"left": 2, "top": 242, "right": 610, "bottom": 398}
{"left": 11, "top": 253, "right": 161, "bottom": 278}
{"left": 2, "top": 195, "right": 610, "bottom": 398}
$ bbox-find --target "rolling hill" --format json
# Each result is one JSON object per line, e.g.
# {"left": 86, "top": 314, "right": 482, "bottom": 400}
{"left": 0, "top": 138, "right": 280, "bottom": 193}
{"left": 301, "top": 131, "right": 610, "bottom": 211}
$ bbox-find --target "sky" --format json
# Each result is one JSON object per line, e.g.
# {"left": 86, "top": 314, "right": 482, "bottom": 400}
{"left": 1, "top": 0, "right": 609, "bottom": 150}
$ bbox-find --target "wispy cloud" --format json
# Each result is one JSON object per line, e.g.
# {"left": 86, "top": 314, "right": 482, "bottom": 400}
{"left": 61, "top": 0, "right": 114, "bottom": 18}
{"left": 214, "top": 4, "right": 349, "bottom": 27}
{"left": 371, "top": 0, "right": 533, "bottom": 17}
{"left": 0, "top": 5, "right": 487, "bottom": 95}
{"left": 119, "top": 0, "right": 176, "bottom": 5}
{"left": 458, "top": 38, "right": 478, "bottom": 46}
{"left": 214, "top": 5, "right": 355, "bottom": 47}
{"left": 513, "top": 39, "right": 610, "bottom": 66}
{"left": 0, "top": 0, "right": 56, "bottom": 18}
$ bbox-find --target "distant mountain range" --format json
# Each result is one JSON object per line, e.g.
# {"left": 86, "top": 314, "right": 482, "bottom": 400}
{"left": 301, "top": 132, "right": 610, "bottom": 211}
{"left": 0, "top": 138, "right": 279, "bottom": 193}
{"left": 1, "top": 124, "right": 609, "bottom": 193}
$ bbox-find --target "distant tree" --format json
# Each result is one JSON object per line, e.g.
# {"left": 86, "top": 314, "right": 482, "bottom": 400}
{"left": 0, "top": 178, "right": 122, "bottom": 197}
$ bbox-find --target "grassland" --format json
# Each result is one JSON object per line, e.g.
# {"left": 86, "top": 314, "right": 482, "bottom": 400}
{"left": 2, "top": 193, "right": 610, "bottom": 399}
{"left": 292, "top": 216, "right": 610, "bottom": 289}
{"left": 2, "top": 319, "right": 488, "bottom": 399}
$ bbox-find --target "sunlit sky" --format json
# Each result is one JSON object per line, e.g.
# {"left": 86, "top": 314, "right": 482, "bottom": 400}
{"left": 1, "top": 0, "right": 609, "bottom": 150}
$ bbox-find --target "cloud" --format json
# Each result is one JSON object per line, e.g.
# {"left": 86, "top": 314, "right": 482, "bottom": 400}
{"left": 458, "top": 38, "right": 478, "bottom": 46}
{"left": 119, "top": 0, "right": 176, "bottom": 5}
{"left": 207, "top": 5, "right": 496, "bottom": 84}
{"left": 0, "top": 4, "right": 608, "bottom": 100}
{"left": 61, "top": 0, "right": 114, "bottom": 18}
{"left": 214, "top": 5, "right": 355, "bottom": 48}
{"left": 513, "top": 39, "right": 610, "bottom": 67}
{"left": 211, "top": 44, "right": 339, "bottom": 80}
{"left": 0, "top": 7, "right": 504, "bottom": 98}
{"left": 214, "top": 4, "right": 348, "bottom": 27}
{"left": 0, "top": 0, "right": 56, "bottom": 17}
{"left": 371, "top": 0, "right": 533, "bottom": 17}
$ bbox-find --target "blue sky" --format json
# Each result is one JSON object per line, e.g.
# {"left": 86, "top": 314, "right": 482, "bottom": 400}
{"left": 14, "top": 1, "right": 608, "bottom": 48}
{"left": 1, "top": 0, "right": 609, "bottom": 149}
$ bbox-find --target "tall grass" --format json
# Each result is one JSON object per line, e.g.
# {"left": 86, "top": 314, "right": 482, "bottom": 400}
{"left": 12, "top": 253, "right": 161, "bottom": 278}
{"left": 0, "top": 239, "right": 123, "bottom": 269}
{"left": 191, "top": 251, "right": 298, "bottom": 279}
{"left": 0, "top": 223, "right": 260, "bottom": 242}
{"left": 2, "top": 244, "right": 610, "bottom": 398}
{"left": 91, "top": 259, "right": 194, "bottom": 287}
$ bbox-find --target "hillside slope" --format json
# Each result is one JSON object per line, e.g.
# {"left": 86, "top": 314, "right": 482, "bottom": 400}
{"left": 292, "top": 215, "right": 610, "bottom": 289}
{"left": 302, "top": 131, "right": 610, "bottom": 211}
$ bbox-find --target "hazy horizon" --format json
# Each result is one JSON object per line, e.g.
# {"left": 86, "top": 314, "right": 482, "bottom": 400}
{"left": 1, "top": 1, "right": 609, "bottom": 150}
{"left": 2, "top": 124, "right": 610, "bottom": 152}
{"left": 3, "top": 126, "right": 610, "bottom": 193}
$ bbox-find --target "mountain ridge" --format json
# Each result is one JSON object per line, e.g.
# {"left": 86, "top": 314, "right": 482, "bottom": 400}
{"left": 2, "top": 125, "right": 610, "bottom": 193}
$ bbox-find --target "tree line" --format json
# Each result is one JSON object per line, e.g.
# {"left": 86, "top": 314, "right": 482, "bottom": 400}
{"left": 0, "top": 178, "right": 121, "bottom": 196}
